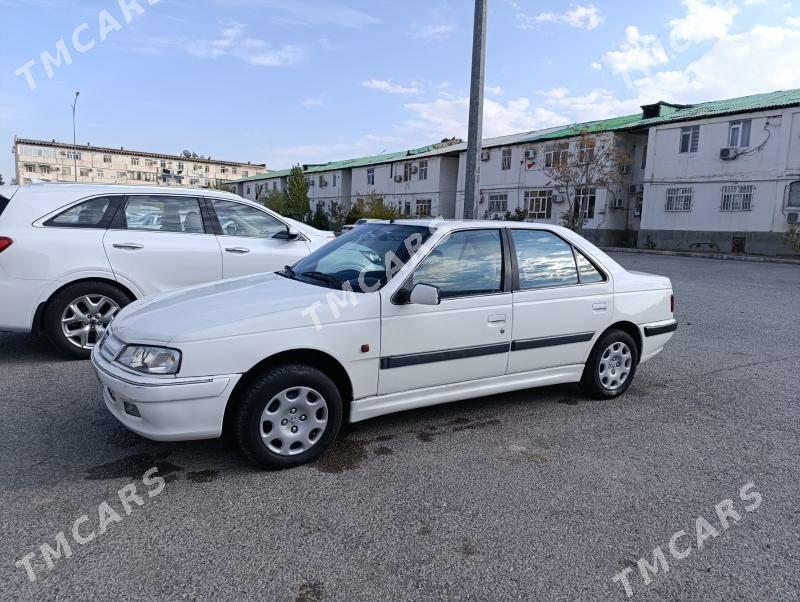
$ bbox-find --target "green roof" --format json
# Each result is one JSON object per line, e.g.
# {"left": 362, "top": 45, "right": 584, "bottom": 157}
{"left": 615, "top": 88, "right": 800, "bottom": 130}
{"left": 231, "top": 88, "right": 800, "bottom": 183}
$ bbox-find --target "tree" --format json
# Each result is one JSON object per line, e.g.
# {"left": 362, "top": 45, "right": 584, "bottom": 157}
{"left": 358, "top": 192, "right": 398, "bottom": 220}
{"left": 264, "top": 188, "right": 288, "bottom": 214}
{"left": 310, "top": 206, "right": 331, "bottom": 230}
{"left": 285, "top": 164, "right": 310, "bottom": 221}
{"left": 345, "top": 200, "right": 365, "bottom": 224}
{"left": 0, "top": 173, "right": 5, "bottom": 185}
{"left": 208, "top": 179, "right": 233, "bottom": 193}
{"left": 782, "top": 226, "right": 800, "bottom": 256}
{"left": 543, "top": 129, "right": 632, "bottom": 235}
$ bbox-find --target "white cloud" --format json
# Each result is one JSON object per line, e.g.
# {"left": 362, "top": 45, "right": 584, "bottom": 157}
{"left": 301, "top": 95, "right": 325, "bottom": 108}
{"left": 411, "top": 22, "right": 457, "bottom": 40}
{"left": 404, "top": 97, "right": 569, "bottom": 139}
{"left": 485, "top": 85, "right": 505, "bottom": 95}
{"left": 669, "top": 0, "right": 739, "bottom": 48}
{"left": 517, "top": 4, "right": 604, "bottom": 30}
{"left": 187, "top": 23, "right": 307, "bottom": 66}
{"left": 361, "top": 79, "right": 420, "bottom": 94}
{"left": 601, "top": 26, "right": 669, "bottom": 75}
{"left": 787, "top": 16, "right": 800, "bottom": 27}
{"left": 590, "top": 61, "right": 603, "bottom": 70}
{"left": 538, "top": 24, "right": 800, "bottom": 123}
{"left": 265, "top": 134, "right": 402, "bottom": 169}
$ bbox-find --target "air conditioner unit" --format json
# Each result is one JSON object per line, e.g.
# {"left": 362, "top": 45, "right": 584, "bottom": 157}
{"left": 524, "top": 149, "right": 535, "bottom": 160}
{"left": 552, "top": 194, "right": 565, "bottom": 204}
{"left": 480, "top": 151, "right": 490, "bottom": 162}
{"left": 788, "top": 212, "right": 799, "bottom": 225}
{"left": 393, "top": 175, "right": 403, "bottom": 182}
{"left": 411, "top": 165, "right": 418, "bottom": 174}
{"left": 720, "top": 148, "right": 737, "bottom": 160}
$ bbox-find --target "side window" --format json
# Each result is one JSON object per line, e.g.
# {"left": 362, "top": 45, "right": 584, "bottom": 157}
{"left": 45, "top": 196, "right": 115, "bottom": 228}
{"left": 574, "top": 249, "right": 605, "bottom": 284}
{"left": 210, "top": 199, "right": 287, "bottom": 238}
{"left": 512, "top": 230, "right": 578, "bottom": 289}
{"left": 412, "top": 230, "right": 503, "bottom": 298}
{"left": 124, "top": 196, "right": 203, "bottom": 233}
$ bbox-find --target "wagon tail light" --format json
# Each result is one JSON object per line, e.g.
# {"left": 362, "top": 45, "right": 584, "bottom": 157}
{"left": 0, "top": 237, "right": 12, "bottom": 253}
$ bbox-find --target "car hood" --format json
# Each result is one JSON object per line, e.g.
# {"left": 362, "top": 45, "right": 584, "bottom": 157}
{"left": 111, "top": 273, "right": 373, "bottom": 345}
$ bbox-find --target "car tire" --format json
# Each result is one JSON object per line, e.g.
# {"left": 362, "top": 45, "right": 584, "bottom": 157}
{"left": 580, "top": 329, "right": 639, "bottom": 399}
{"left": 45, "top": 281, "right": 131, "bottom": 360}
{"left": 234, "top": 364, "right": 343, "bottom": 470}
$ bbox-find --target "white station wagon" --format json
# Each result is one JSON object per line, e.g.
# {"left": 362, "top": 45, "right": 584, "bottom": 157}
{"left": 0, "top": 184, "right": 333, "bottom": 358}
{"left": 92, "top": 220, "right": 677, "bottom": 469}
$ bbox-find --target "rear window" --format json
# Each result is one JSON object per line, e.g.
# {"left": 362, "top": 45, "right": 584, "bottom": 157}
{"left": 44, "top": 196, "right": 118, "bottom": 229}
{"left": 0, "top": 195, "right": 9, "bottom": 218}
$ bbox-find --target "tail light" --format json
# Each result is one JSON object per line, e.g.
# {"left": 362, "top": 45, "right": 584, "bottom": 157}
{"left": 0, "top": 237, "right": 12, "bottom": 253}
{"left": 670, "top": 294, "right": 675, "bottom": 314}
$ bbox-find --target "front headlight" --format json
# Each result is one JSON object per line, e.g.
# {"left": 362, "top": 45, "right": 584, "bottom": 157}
{"left": 115, "top": 346, "right": 182, "bottom": 375}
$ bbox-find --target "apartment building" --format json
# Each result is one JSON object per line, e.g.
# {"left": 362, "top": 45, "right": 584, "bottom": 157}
{"left": 14, "top": 137, "right": 266, "bottom": 189}
{"left": 618, "top": 91, "right": 800, "bottom": 255}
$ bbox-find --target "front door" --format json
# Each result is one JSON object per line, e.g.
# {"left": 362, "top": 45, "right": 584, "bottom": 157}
{"left": 379, "top": 229, "right": 512, "bottom": 396}
{"left": 207, "top": 199, "right": 311, "bottom": 279}
{"left": 507, "top": 229, "right": 613, "bottom": 374}
{"left": 103, "top": 195, "right": 222, "bottom": 296}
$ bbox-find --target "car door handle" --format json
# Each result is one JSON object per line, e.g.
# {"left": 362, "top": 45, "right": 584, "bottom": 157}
{"left": 112, "top": 243, "right": 143, "bottom": 250}
{"left": 225, "top": 247, "right": 250, "bottom": 254}
{"left": 488, "top": 314, "right": 507, "bottom": 324}
{"left": 593, "top": 302, "right": 608, "bottom": 311}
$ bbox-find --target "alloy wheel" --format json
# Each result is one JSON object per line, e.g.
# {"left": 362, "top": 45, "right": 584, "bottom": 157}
{"left": 60, "top": 294, "right": 120, "bottom": 350}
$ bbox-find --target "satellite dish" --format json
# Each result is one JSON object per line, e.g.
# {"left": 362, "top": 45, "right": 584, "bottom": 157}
{"left": 182, "top": 150, "right": 192, "bottom": 158}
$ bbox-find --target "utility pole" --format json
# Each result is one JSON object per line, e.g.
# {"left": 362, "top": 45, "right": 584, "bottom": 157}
{"left": 70, "top": 91, "right": 80, "bottom": 182}
{"left": 463, "top": 0, "right": 487, "bottom": 220}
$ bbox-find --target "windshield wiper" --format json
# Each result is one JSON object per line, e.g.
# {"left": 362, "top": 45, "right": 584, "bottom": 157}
{"left": 300, "top": 271, "right": 346, "bottom": 287}
{"left": 279, "top": 265, "right": 297, "bottom": 279}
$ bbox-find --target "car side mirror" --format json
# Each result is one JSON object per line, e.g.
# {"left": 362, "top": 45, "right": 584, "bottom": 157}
{"left": 409, "top": 283, "right": 440, "bottom": 306}
{"left": 275, "top": 227, "right": 300, "bottom": 240}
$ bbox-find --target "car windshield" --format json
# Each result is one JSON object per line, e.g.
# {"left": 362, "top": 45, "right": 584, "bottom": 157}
{"left": 285, "top": 223, "right": 434, "bottom": 292}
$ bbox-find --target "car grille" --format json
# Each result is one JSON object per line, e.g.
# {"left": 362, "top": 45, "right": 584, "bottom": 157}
{"left": 99, "top": 332, "right": 126, "bottom": 364}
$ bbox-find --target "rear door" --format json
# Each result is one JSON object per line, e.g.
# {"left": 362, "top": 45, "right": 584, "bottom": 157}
{"left": 207, "top": 198, "right": 311, "bottom": 279}
{"left": 507, "top": 229, "right": 612, "bottom": 374}
{"left": 103, "top": 194, "right": 222, "bottom": 296}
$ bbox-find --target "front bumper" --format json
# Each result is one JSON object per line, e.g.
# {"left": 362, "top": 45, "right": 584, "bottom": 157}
{"left": 92, "top": 349, "right": 241, "bottom": 441}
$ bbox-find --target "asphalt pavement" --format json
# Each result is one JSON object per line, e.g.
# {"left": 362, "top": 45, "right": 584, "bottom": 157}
{"left": 1, "top": 253, "right": 798, "bottom": 601}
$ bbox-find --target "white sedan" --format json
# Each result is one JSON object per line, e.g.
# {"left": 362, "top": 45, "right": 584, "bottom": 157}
{"left": 0, "top": 183, "right": 333, "bottom": 358}
{"left": 92, "top": 220, "right": 677, "bottom": 469}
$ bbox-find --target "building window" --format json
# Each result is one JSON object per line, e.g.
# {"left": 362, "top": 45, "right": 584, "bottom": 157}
{"left": 242, "top": 170, "right": 249, "bottom": 178}
{"left": 416, "top": 199, "right": 431, "bottom": 216}
{"left": 116, "top": 171, "right": 125, "bottom": 179}
{"left": 24, "top": 164, "right": 36, "bottom": 172}
{"left": 788, "top": 181, "right": 800, "bottom": 208}
{"left": 204, "top": 165, "right": 209, "bottom": 173}
{"left": 728, "top": 120, "right": 752, "bottom": 148}
{"left": 103, "top": 155, "right": 112, "bottom": 164}
{"left": 575, "top": 188, "right": 596, "bottom": 219}
{"left": 544, "top": 142, "right": 569, "bottom": 168}
{"left": 577, "top": 139, "right": 596, "bottom": 163}
{"left": 319, "top": 175, "right": 326, "bottom": 188}
{"left": 177, "top": 162, "right": 185, "bottom": 171}
{"left": 62, "top": 166, "right": 72, "bottom": 176}
{"left": 403, "top": 163, "right": 412, "bottom": 182}
{"left": 665, "top": 187, "right": 694, "bottom": 211}
{"left": 66, "top": 151, "right": 81, "bottom": 160}
{"left": 231, "top": 167, "right": 237, "bottom": 175}
{"left": 366, "top": 168, "right": 375, "bottom": 186}
{"left": 333, "top": 174, "right": 338, "bottom": 187}
{"left": 131, "top": 157, "right": 140, "bottom": 166}
{"left": 679, "top": 126, "right": 700, "bottom": 153}
{"left": 39, "top": 164, "right": 52, "bottom": 174}
{"left": 641, "top": 144, "right": 648, "bottom": 170}
{"left": 524, "top": 190, "right": 553, "bottom": 220}
{"left": 501, "top": 148, "right": 512, "bottom": 171}
{"left": 96, "top": 169, "right": 104, "bottom": 178}
{"left": 79, "top": 168, "right": 90, "bottom": 177}
{"left": 720, "top": 184, "right": 754, "bottom": 211}
{"left": 487, "top": 193, "right": 508, "bottom": 214}
{"left": 220, "top": 167, "right": 228, "bottom": 174}
{"left": 403, "top": 200, "right": 412, "bottom": 215}
{"left": 418, "top": 161, "right": 428, "bottom": 180}
{"left": 160, "top": 160, "right": 167, "bottom": 168}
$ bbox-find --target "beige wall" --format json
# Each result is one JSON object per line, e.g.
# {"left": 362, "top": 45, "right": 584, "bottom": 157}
{"left": 15, "top": 142, "right": 265, "bottom": 188}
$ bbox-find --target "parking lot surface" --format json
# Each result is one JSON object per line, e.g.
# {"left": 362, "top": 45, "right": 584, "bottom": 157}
{"left": 1, "top": 253, "right": 798, "bottom": 601}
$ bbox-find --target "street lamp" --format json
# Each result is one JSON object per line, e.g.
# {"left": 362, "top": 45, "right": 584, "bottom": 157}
{"left": 69, "top": 91, "right": 80, "bottom": 182}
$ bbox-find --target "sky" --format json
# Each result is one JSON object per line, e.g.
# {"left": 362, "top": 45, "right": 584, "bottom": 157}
{"left": 2, "top": 0, "right": 800, "bottom": 181}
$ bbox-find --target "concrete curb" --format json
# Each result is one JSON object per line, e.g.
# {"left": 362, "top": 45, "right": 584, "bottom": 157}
{"left": 602, "top": 247, "right": 800, "bottom": 266}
